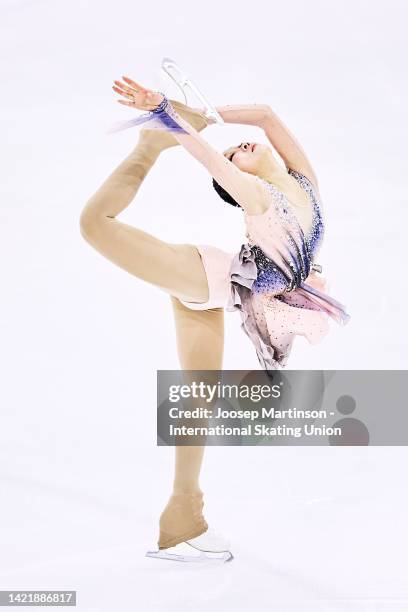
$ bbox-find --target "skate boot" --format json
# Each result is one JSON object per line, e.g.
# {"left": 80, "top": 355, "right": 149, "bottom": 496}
{"left": 158, "top": 491, "right": 208, "bottom": 549}
{"left": 146, "top": 492, "right": 233, "bottom": 563}
{"left": 160, "top": 57, "right": 224, "bottom": 126}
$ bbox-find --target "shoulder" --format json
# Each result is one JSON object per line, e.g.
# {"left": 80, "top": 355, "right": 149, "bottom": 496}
{"left": 286, "top": 165, "right": 321, "bottom": 199}
{"left": 236, "top": 172, "right": 272, "bottom": 215}
{"left": 252, "top": 174, "right": 278, "bottom": 215}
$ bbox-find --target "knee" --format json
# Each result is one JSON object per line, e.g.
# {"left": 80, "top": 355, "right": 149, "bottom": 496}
{"left": 79, "top": 206, "right": 103, "bottom": 242}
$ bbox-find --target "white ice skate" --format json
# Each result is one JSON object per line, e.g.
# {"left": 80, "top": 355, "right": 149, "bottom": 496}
{"left": 146, "top": 527, "right": 233, "bottom": 563}
{"left": 161, "top": 57, "right": 225, "bottom": 126}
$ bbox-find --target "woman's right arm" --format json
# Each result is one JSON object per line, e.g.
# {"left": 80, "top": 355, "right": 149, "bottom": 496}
{"left": 145, "top": 100, "right": 267, "bottom": 214}
{"left": 112, "top": 78, "right": 268, "bottom": 214}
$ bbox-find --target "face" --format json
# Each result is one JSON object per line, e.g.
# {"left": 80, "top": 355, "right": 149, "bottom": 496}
{"left": 223, "top": 142, "right": 272, "bottom": 175}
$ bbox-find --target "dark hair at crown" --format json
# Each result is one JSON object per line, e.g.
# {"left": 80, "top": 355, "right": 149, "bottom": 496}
{"left": 211, "top": 178, "right": 243, "bottom": 209}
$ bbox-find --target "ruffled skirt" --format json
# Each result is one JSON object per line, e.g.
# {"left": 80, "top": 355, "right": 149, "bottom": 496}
{"left": 227, "top": 244, "right": 350, "bottom": 370}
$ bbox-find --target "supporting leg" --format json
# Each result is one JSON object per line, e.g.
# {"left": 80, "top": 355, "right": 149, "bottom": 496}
{"left": 170, "top": 296, "right": 224, "bottom": 495}
{"left": 156, "top": 298, "right": 225, "bottom": 551}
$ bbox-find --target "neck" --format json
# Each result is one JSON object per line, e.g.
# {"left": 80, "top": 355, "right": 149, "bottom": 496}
{"left": 257, "top": 157, "right": 287, "bottom": 185}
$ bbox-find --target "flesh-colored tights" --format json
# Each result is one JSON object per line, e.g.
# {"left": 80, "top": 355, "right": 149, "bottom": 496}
{"left": 80, "top": 102, "right": 223, "bottom": 546}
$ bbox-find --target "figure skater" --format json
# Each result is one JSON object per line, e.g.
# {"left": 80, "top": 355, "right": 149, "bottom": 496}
{"left": 79, "top": 76, "right": 350, "bottom": 561}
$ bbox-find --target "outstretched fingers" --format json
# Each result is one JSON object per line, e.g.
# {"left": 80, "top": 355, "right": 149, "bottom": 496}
{"left": 112, "top": 76, "right": 161, "bottom": 110}
{"left": 112, "top": 83, "right": 134, "bottom": 100}
{"left": 122, "top": 75, "right": 147, "bottom": 91}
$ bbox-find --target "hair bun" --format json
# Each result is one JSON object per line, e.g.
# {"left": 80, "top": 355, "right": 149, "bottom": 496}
{"left": 212, "top": 178, "right": 242, "bottom": 209}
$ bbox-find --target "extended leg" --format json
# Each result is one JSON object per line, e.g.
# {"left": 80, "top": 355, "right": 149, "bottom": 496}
{"left": 79, "top": 104, "right": 211, "bottom": 303}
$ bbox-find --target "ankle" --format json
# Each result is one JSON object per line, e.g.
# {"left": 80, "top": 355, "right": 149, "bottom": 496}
{"left": 172, "top": 486, "right": 203, "bottom": 497}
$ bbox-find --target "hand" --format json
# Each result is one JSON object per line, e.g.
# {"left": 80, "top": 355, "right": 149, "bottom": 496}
{"left": 112, "top": 76, "right": 164, "bottom": 111}
{"left": 189, "top": 106, "right": 217, "bottom": 125}
{"left": 206, "top": 115, "right": 218, "bottom": 125}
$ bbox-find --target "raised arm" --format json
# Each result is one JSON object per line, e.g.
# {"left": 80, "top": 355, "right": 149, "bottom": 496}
{"left": 259, "top": 106, "right": 319, "bottom": 189}
{"left": 112, "top": 78, "right": 267, "bottom": 214}
{"left": 212, "top": 104, "right": 319, "bottom": 190}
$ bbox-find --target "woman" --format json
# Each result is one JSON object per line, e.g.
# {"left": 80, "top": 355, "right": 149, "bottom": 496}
{"left": 80, "top": 76, "right": 350, "bottom": 559}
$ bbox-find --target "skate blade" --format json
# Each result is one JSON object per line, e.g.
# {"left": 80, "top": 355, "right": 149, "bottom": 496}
{"left": 161, "top": 57, "right": 224, "bottom": 125}
{"left": 146, "top": 549, "right": 233, "bottom": 563}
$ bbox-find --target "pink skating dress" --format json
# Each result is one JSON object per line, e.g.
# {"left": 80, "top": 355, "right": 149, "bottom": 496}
{"left": 227, "top": 169, "right": 350, "bottom": 369}
{"left": 180, "top": 168, "right": 350, "bottom": 369}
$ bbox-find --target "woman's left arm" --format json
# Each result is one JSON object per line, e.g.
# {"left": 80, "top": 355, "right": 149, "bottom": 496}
{"left": 212, "top": 104, "right": 273, "bottom": 127}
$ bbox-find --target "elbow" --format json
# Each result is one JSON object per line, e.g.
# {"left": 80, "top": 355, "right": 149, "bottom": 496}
{"left": 259, "top": 105, "right": 274, "bottom": 128}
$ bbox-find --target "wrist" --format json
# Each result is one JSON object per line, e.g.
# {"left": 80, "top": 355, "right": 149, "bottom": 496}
{"left": 151, "top": 92, "right": 167, "bottom": 113}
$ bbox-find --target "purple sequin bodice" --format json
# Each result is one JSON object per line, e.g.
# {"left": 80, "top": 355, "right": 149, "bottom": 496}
{"left": 247, "top": 169, "right": 325, "bottom": 295}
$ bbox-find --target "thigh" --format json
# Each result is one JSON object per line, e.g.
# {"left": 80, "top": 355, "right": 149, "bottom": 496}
{"left": 170, "top": 296, "right": 224, "bottom": 370}
{"left": 85, "top": 217, "right": 210, "bottom": 303}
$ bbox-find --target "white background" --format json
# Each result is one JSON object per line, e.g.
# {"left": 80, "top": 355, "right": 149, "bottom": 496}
{"left": 1, "top": 0, "right": 407, "bottom": 610}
